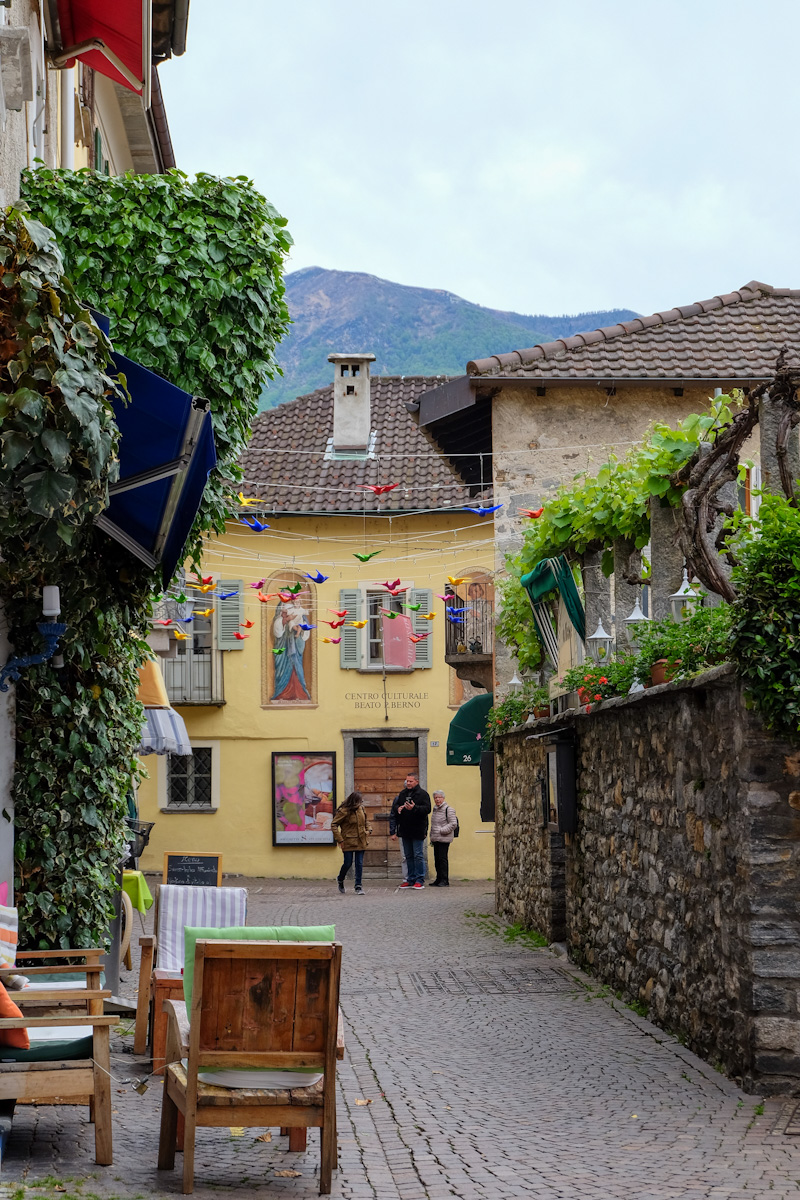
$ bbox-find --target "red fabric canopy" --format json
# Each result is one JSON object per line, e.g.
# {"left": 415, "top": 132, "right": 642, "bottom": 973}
{"left": 56, "top": 0, "right": 147, "bottom": 95}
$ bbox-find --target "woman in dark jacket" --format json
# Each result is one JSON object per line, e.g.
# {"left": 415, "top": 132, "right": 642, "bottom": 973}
{"left": 331, "top": 791, "right": 372, "bottom": 895}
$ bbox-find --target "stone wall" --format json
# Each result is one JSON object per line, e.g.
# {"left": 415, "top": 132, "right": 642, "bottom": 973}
{"left": 495, "top": 666, "right": 800, "bottom": 1094}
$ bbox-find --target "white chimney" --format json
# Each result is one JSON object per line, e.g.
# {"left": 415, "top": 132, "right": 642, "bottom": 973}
{"left": 328, "top": 352, "right": 376, "bottom": 451}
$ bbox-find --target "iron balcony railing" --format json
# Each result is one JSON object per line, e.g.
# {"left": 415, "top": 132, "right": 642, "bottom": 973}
{"left": 444, "top": 596, "right": 494, "bottom": 664}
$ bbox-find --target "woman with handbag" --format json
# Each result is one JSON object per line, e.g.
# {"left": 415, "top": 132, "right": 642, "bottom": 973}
{"left": 331, "top": 791, "right": 372, "bottom": 895}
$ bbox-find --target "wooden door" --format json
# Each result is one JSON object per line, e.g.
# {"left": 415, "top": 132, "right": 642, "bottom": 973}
{"left": 354, "top": 753, "right": 418, "bottom": 876}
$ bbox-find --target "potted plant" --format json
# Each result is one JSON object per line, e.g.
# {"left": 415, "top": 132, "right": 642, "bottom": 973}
{"left": 528, "top": 684, "right": 551, "bottom": 718}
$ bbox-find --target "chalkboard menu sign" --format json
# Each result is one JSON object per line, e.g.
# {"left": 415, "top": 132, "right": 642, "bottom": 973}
{"left": 162, "top": 852, "right": 222, "bottom": 887}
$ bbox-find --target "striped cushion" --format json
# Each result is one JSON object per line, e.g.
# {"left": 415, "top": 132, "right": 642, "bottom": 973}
{"left": 0, "top": 906, "right": 17, "bottom": 970}
{"left": 157, "top": 886, "right": 247, "bottom": 974}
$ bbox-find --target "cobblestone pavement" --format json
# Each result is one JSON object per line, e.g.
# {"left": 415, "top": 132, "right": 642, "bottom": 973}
{"left": 3, "top": 878, "right": 800, "bottom": 1199}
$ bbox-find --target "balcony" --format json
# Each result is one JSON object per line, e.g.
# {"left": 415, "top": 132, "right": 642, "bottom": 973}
{"left": 163, "top": 644, "right": 224, "bottom": 706}
{"left": 444, "top": 594, "right": 494, "bottom": 689}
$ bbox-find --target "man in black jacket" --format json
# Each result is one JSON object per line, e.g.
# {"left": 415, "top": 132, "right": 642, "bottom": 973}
{"left": 389, "top": 773, "right": 431, "bottom": 889}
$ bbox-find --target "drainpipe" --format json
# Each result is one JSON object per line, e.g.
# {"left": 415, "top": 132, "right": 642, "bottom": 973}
{"left": 59, "top": 66, "right": 73, "bottom": 169}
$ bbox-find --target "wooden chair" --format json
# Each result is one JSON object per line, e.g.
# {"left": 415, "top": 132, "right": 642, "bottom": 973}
{"left": 158, "top": 939, "right": 342, "bottom": 1195}
{"left": 135, "top": 884, "right": 247, "bottom": 1069}
{"left": 0, "top": 948, "right": 117, "bottom": 1165}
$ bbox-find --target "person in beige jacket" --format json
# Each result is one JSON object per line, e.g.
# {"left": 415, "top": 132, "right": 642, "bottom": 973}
{"left": 331, "top": 792, "right": 372, "bottom": 895}
{"left": 429, "top": 791, "right": 458, "bottom": 886}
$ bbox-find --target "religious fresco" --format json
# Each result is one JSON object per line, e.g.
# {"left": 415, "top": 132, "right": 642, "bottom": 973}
{"left": 261, "top": 572, "right": 317, "bottom": 706}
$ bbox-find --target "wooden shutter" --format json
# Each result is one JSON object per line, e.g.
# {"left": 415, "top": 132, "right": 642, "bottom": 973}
{"left": 410, "top": 588, "right": 433, "bottom": 668}
{"left": 339, "top": 588, "right": 362, "bottom": 669}
{"left": 216, "top": 579, "right": 244, "bottom": 650}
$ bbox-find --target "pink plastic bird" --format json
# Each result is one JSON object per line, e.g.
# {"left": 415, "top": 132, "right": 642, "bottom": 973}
{"left": 322, "top": 637, "right": 342, "bottom": 644}
{"left": 250, "top": 579, "right": 266, "bottom": 589}
{"left": 154, "top": 619, "right": 172, "bottom": 626}
{"left": 329, "top": 609, "right": 348, "bottom": 618}
{"left": 360, "top": 484, "right": 399, "bottom": 495}
{"left": 409, "top": 633, "right": 431, "bottom": 643}
{"left": 381, "top": 579, "right": 401, "bottom": 590}
{"left": 436, "top": 594, "right": 457, "bottom": 605}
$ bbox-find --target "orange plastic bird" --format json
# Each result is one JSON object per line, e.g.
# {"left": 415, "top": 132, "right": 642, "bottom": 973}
{"left": 233, "top": 631, "right": 250, "bottom": 640}
{"left": 278, "top": 592, "right": 294, "bottom": 602}
{"left": 409, "top": 633, "right": 431, "bottom": 643}
{"left": 519, "top": 507, "right": 544, "bottom": 519}
{"left": 349, "top": 620, "right": 368, "bottom": 628}
{"left": 257, "top": 591, "right": 277, "bottom": 603}
{"left": 240, "top": 620, "right": 255, "bottom": 629}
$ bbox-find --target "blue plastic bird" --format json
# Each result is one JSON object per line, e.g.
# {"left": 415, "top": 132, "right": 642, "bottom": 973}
{"left": 216, "top": 591, "right": 238, "bottom": 600}
{"left": 297, "top": 622, "right": 316, "bottom": 631}
{"left": 464, "top": 504, "right": 503, "bottom": 517}
{"left": 239, "top": 516, "right": 270, "bottom": 531}
{"left": 445, "top": 606, "right": 471, "bottom": 614}
{"left": 179, "top": 616, "right": 195, "bottom": 623}
{"left": 305, "top": 571, "right": 329, "bottom": 584}
{"left": 446, "top": 612, "right": 465, "bottom": 624}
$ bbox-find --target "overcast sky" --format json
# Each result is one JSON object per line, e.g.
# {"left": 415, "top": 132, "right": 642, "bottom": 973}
{"left": 159, "top": 0, "right": 800, "bottom": 319}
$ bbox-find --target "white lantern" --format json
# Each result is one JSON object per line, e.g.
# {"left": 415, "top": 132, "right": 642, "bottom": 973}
{"left": 508, "top": 669, "right": 523, "bottom": 690}
{"left": 669, "top": 569, "right": 699, "bottom": 623}
{"left": 586, "top": 620, "right": 613, "bottom": 663}
{"left": 42, "top": 586, "right": 61, "bottom": 617}
{"left": 624, "top": 597, "right": 649, "bottom": 649}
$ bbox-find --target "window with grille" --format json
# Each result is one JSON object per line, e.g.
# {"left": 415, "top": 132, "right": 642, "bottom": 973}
{"left": 166, "top": 747, "right": 214, "bottom": 811}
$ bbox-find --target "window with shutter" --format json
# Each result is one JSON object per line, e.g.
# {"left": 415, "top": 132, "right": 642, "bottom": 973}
{"left": 410, "top": 589, "right": 434, "bottom": 668}
{"left": 339, "top": 589, "right": 362, "bottom": 669}
{"left": 216, "top": 579, "right": 244, "bottom": 650}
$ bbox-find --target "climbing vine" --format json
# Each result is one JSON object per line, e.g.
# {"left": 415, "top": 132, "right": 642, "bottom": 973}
{"left": 2, "top": 174, "right": 291, "bottom": 949}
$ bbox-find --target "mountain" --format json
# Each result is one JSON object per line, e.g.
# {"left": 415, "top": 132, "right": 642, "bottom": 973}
{"left": 260, "top": 266, "right": 639, "bottom": 409}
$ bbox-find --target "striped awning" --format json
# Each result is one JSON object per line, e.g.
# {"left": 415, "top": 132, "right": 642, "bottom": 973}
{"left": 137, "top": 707, "right": 191, "bottom": 756}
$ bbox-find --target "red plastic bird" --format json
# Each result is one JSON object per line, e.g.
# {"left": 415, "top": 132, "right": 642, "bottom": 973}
{"left": 321, "top": 619, "right": 346, "bottom": 629}
{"left": 360, "top": 484, "right": 399, "bottom": 495}
{"left": 154, "top": 619, "right": 172, "bottom": 626}
{"left": 519, "top": 507, "right": 544, "bottom": 519}
{"left": 233, "top": 632, "right": 250, "bottom": 640}
{"left": 329, "top": 609, "right": 348, "bottom": 618}
{"left": 381, "top": 579, "right": 401, "bottom": 590}
{"left": 240, "top": 620, "right": 255, "bottom": 629}
{"left": 385, "top": 587, "right": 409, "bottom": 597}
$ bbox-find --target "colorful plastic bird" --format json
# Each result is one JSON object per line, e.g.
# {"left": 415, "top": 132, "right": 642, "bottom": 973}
{"left": 188, "top": 583, "right": 215, "bottom": 593}
{"left": 359, "top": 484, "right": 399, "bottom": 495}
{"left": 464, "top": 504, "right": 503, "bottom": 516}
{"left": 277, "top": 591, "right": 293, "bottom": 602}
{"left": 322, "top": 637, "right": 342, "bottom": 644}
{"left": 380, "top": 609, "right": 400, "bottom": 619}
{"left": 286, "top": 583, "right": 303, "bottom": 594}
{"left": 217, "top": 591, "right": 238, "bottom": 600}
{"left": 154, "top": 619, "right": 172, "bottom": 626}
{"left": 421, "top": 612, "right": 437, "bottom": 621}
{"left": 329, "top": 609, "right": 348, "bottom": 618}
{"left": 233, "top": 631, "right": 250, "bottom": 640}
{"left": 256, "top": 591, "right": 274, "bottom": 603}
{"left": 445, "top": 606, "right": 471, "bottom": 614}
{"left": 405, "top": 602, "right": 422, "bottom": 611}
{"left": 322, "top": 619, "right": 346, "bottom": 629}
{"left": 271, "top": 647, "right": 285, "bottom": 655}
{"left": 238, "top": 492, "right": 258, "bottom": 506}
{"left": 240, "top": 516, "right": 269, "bottom": 531}
{"left": 305, "top": 571, "right": 329, "bottom": 584}
{"left": 353, "top": 550, "right": 382, "bottom": 562}
{"left": 519, "top": 507, "right": 544, "bottom": 519}
{"left": 179, "top": 616, "right": 194, "bottom": 623}
{"left": 446, "top": 612, "right": 465, "bottom": 624}
{"left": 189, "top": 574, "right": 214, "bottom": 585}
{"left": 240, "top": 620, "right": 255, "bottom": 629}
{"left": 174, "top": 630, "right": 188, "bottom": 641}
{"left": 297, "top": 622, "right": 316, "bottom": 631}
{"left": 196, "top": 608, "right": 214, "bottom": 618}
{"left": 250, "top": 579, "right": 266, "bottom": 589}
{"left": 385, "top": 587, "right": 408, "bottom": 597}
{"left": 436, "top": 594, "right": 458, "bottom": 604}
{"left": 447, "top": 576, "right": 469, "bottom": 586}
{"left": 349, "top": 620, "right": 368, "bottom": 628}
{"left": 382, "top": 579, "right": 401, "bottom": 591}
{"left": 409, "top": 633, "right": 431, "bottom": 644}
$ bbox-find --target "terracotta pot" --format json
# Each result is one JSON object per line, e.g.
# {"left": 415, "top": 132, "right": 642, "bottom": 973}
{"left": 533, "top": 706, "right": 550, "bottom": 718}
{"left": 650, "top": 658, "right": 680, "bottom": 686}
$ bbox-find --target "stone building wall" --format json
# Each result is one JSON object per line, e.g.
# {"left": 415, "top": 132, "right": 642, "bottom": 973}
{"left": 495, "top": 667, "right": 800, "bottom": 1094}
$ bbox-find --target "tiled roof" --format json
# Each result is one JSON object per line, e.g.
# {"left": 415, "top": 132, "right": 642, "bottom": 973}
{"left": 239, "top": 376, "right": 475, "bottom": 514}
{"left": 467, "top": 281, "right": 800, "bottom": 380}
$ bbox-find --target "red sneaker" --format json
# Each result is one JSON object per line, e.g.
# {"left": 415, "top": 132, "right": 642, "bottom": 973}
{"left": 413, "top": 882, "right": 424, "bottom": 889}
{"left": 399, "top": 881, "right": 411, "bottom": 889}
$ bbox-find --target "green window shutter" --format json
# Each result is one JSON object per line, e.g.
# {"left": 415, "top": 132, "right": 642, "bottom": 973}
{"left": 339, "top": 588, "right": 362, "bottom": 669}
{"left": 216, "top": 579, "right": 244, "bottom": 649}
{"left": 410, "top": 589, "right": 434, "bottom": 668}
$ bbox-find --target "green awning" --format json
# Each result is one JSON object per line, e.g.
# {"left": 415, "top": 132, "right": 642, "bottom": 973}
{"left": 447, "top": 692, "right": 493, "bottom": 766}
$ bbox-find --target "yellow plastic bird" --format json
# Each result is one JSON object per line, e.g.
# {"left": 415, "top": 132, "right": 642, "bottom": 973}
{"left": 348, "top": 620, "right": 368, "bottom": 628}
{"left": 174, "top": 630, "right": 188, "bottom": 640}
{"left": 196, "top": 608, "right": 213, "bottom": 617}
{"left": 238, "top": 492, "right": 258, "bottom": 506}
{"left": 421, "top": 611, "right": 437, "bottom": 621}
{"left": 188, "top": 583, "right": 215, "bottom": 593}
{"left": 447, "top": 576, "right": 469, "bottom": 586}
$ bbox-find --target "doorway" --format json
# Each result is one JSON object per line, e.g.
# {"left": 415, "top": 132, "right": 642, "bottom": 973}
{"left": 353, "top": 737, "right": 418, "bottom": 877}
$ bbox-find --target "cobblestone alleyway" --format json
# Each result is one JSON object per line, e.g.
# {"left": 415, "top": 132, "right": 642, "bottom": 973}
{"left": 3, "top": 878, "right": 800, "bottom": 1199}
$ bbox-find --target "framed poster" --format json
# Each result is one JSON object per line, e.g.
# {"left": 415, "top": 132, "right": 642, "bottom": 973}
{"left": 272, "top": 752, "right": 337, "bottom": 846}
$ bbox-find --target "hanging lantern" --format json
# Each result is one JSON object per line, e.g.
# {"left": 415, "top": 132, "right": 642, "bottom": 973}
{"left": 669, "top": 569, "right": 699, "bottom": 623}
{"left": 624, "top": 596, "right": 650, "bottom": 649}
{"left": 508, "top": 669, "right": 523, "bottom": 690}
{"left": 586, "top": 620, "right": 613, "bottom": 663}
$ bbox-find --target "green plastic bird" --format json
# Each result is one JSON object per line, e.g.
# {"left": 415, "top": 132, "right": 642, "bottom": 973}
{"left": 271, "top": 647, "right": 285, "bottom": 655}
{"left": 353, "top": 550, "right": 382, "bottom": 562}
{"left": 405, "top": 602, "right": 422, "bottom": 611}
{"left": 380, "top": 608, "right": 399, "bottom": 619}
{"left": 286, "top": 582, "right": 303, "bottom": 594}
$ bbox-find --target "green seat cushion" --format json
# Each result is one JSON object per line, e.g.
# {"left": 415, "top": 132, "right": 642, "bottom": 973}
{"left": 0, "top": 1034, "right": 94, "bottom": 1063}
{"left": 183, "top": 925, "right": 335, "bottom": 1009}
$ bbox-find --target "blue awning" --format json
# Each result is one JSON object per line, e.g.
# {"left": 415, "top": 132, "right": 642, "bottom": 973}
{"left": 94, "top": 343, "right": 217, "bottom": 584}
{"left": 136, "top": 707, "right": 192, "bottom": 756}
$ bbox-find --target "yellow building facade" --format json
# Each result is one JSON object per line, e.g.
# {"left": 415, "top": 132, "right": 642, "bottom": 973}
{"left": 137, "top": 370, "right": 497, "bottom": 881}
